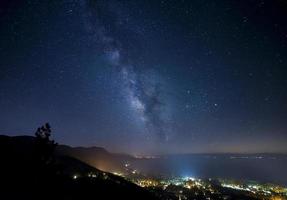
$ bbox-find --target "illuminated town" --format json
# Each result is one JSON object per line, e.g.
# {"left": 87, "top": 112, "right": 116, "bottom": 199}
{"left": 72, "top": 162, "right": 287, "bottom": 200}
{"left": 128, "top": 176, "right": 287, "bottom": 200}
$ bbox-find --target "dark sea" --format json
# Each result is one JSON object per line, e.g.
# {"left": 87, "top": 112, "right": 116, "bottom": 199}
{"left": 130, "top": 154, "right": 287, "bottom": 186}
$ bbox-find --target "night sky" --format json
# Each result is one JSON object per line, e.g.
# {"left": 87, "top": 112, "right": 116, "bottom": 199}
{"left": 1, "top": 0, "right": 287, "bottom": 154}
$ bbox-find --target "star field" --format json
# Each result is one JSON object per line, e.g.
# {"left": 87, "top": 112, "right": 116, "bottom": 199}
{"left": 0, "top": 0, "right": 287, "bottom": 154}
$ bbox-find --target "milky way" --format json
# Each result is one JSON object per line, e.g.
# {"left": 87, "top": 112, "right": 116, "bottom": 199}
{"left": 83, "top": 0, "right": 171, "bottom": 141}
{"left": 1, "top": 0, "right": 287, "bottom": 154}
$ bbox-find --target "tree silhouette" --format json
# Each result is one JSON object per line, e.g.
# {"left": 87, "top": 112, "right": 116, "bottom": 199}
{"left": 34, "top": 123, "right": 57, "bottom": 169}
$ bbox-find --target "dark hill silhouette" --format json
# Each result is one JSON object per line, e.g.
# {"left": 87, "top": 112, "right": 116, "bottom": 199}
{"left": 0, "top": 135, "right": 135, "bottom": 172}
{"left": 0, "top": 135, "right": 160, "bottom": 200}
{"left": 56, "top": 143, "right": 135, "bottom": 173}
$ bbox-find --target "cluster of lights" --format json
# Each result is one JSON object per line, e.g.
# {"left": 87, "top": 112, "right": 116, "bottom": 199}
{"left": 221, "top": 180, "right": 287, "bottom": 198}
{"left": 183, "top": 176, "right": 196, "bottom": 181}
{"left": 136, "top": 179, "right": 159, "bottom": 187}
{"left": 130, "top": 175, "right": 287, "bottom": 200}
{"left": 72, "top": 172, "right": 98, "bottom": 180}
{"left": 71, "top": 170, "right": 287, "bottom": 200}
{"left": 112, "top": 172, "right": 124, "bottom": 177}
{"left": 221, "top": 183, "right": 256, "bottom": 193}
{"left": 87, "top": 173, "right": 97, "bottom": 178}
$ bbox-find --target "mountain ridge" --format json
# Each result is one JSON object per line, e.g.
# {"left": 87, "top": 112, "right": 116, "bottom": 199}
{"left": 0, "top": 134, "right": 160, "bottom": 200}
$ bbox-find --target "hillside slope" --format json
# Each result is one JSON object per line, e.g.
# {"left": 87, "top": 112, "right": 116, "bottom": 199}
{"left": 0, "top": 135, "right": 160, "bottom": 200}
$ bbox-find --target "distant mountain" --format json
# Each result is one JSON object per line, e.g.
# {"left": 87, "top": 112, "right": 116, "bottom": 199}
{"left": 56, "top": 143, "right": 135, "bottom": 173}
{"left": 0, "top": 135, "right": 160, "bottom": 200}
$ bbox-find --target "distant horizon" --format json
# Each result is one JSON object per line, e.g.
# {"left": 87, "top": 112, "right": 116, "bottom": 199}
{"left": 2, "top": 134, "right": 287, "bottom": 156}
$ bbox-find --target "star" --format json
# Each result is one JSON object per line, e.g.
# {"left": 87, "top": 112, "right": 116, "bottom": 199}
{"left": 185, "top": 104, "right": 191, "bottom": 109}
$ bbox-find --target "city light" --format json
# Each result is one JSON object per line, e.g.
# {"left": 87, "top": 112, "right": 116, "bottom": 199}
{"left": 70, "top": 169, "right": 287, "bottom": 200}
{"left": 112, "top": 172, "right": 124, "bottom": 177}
